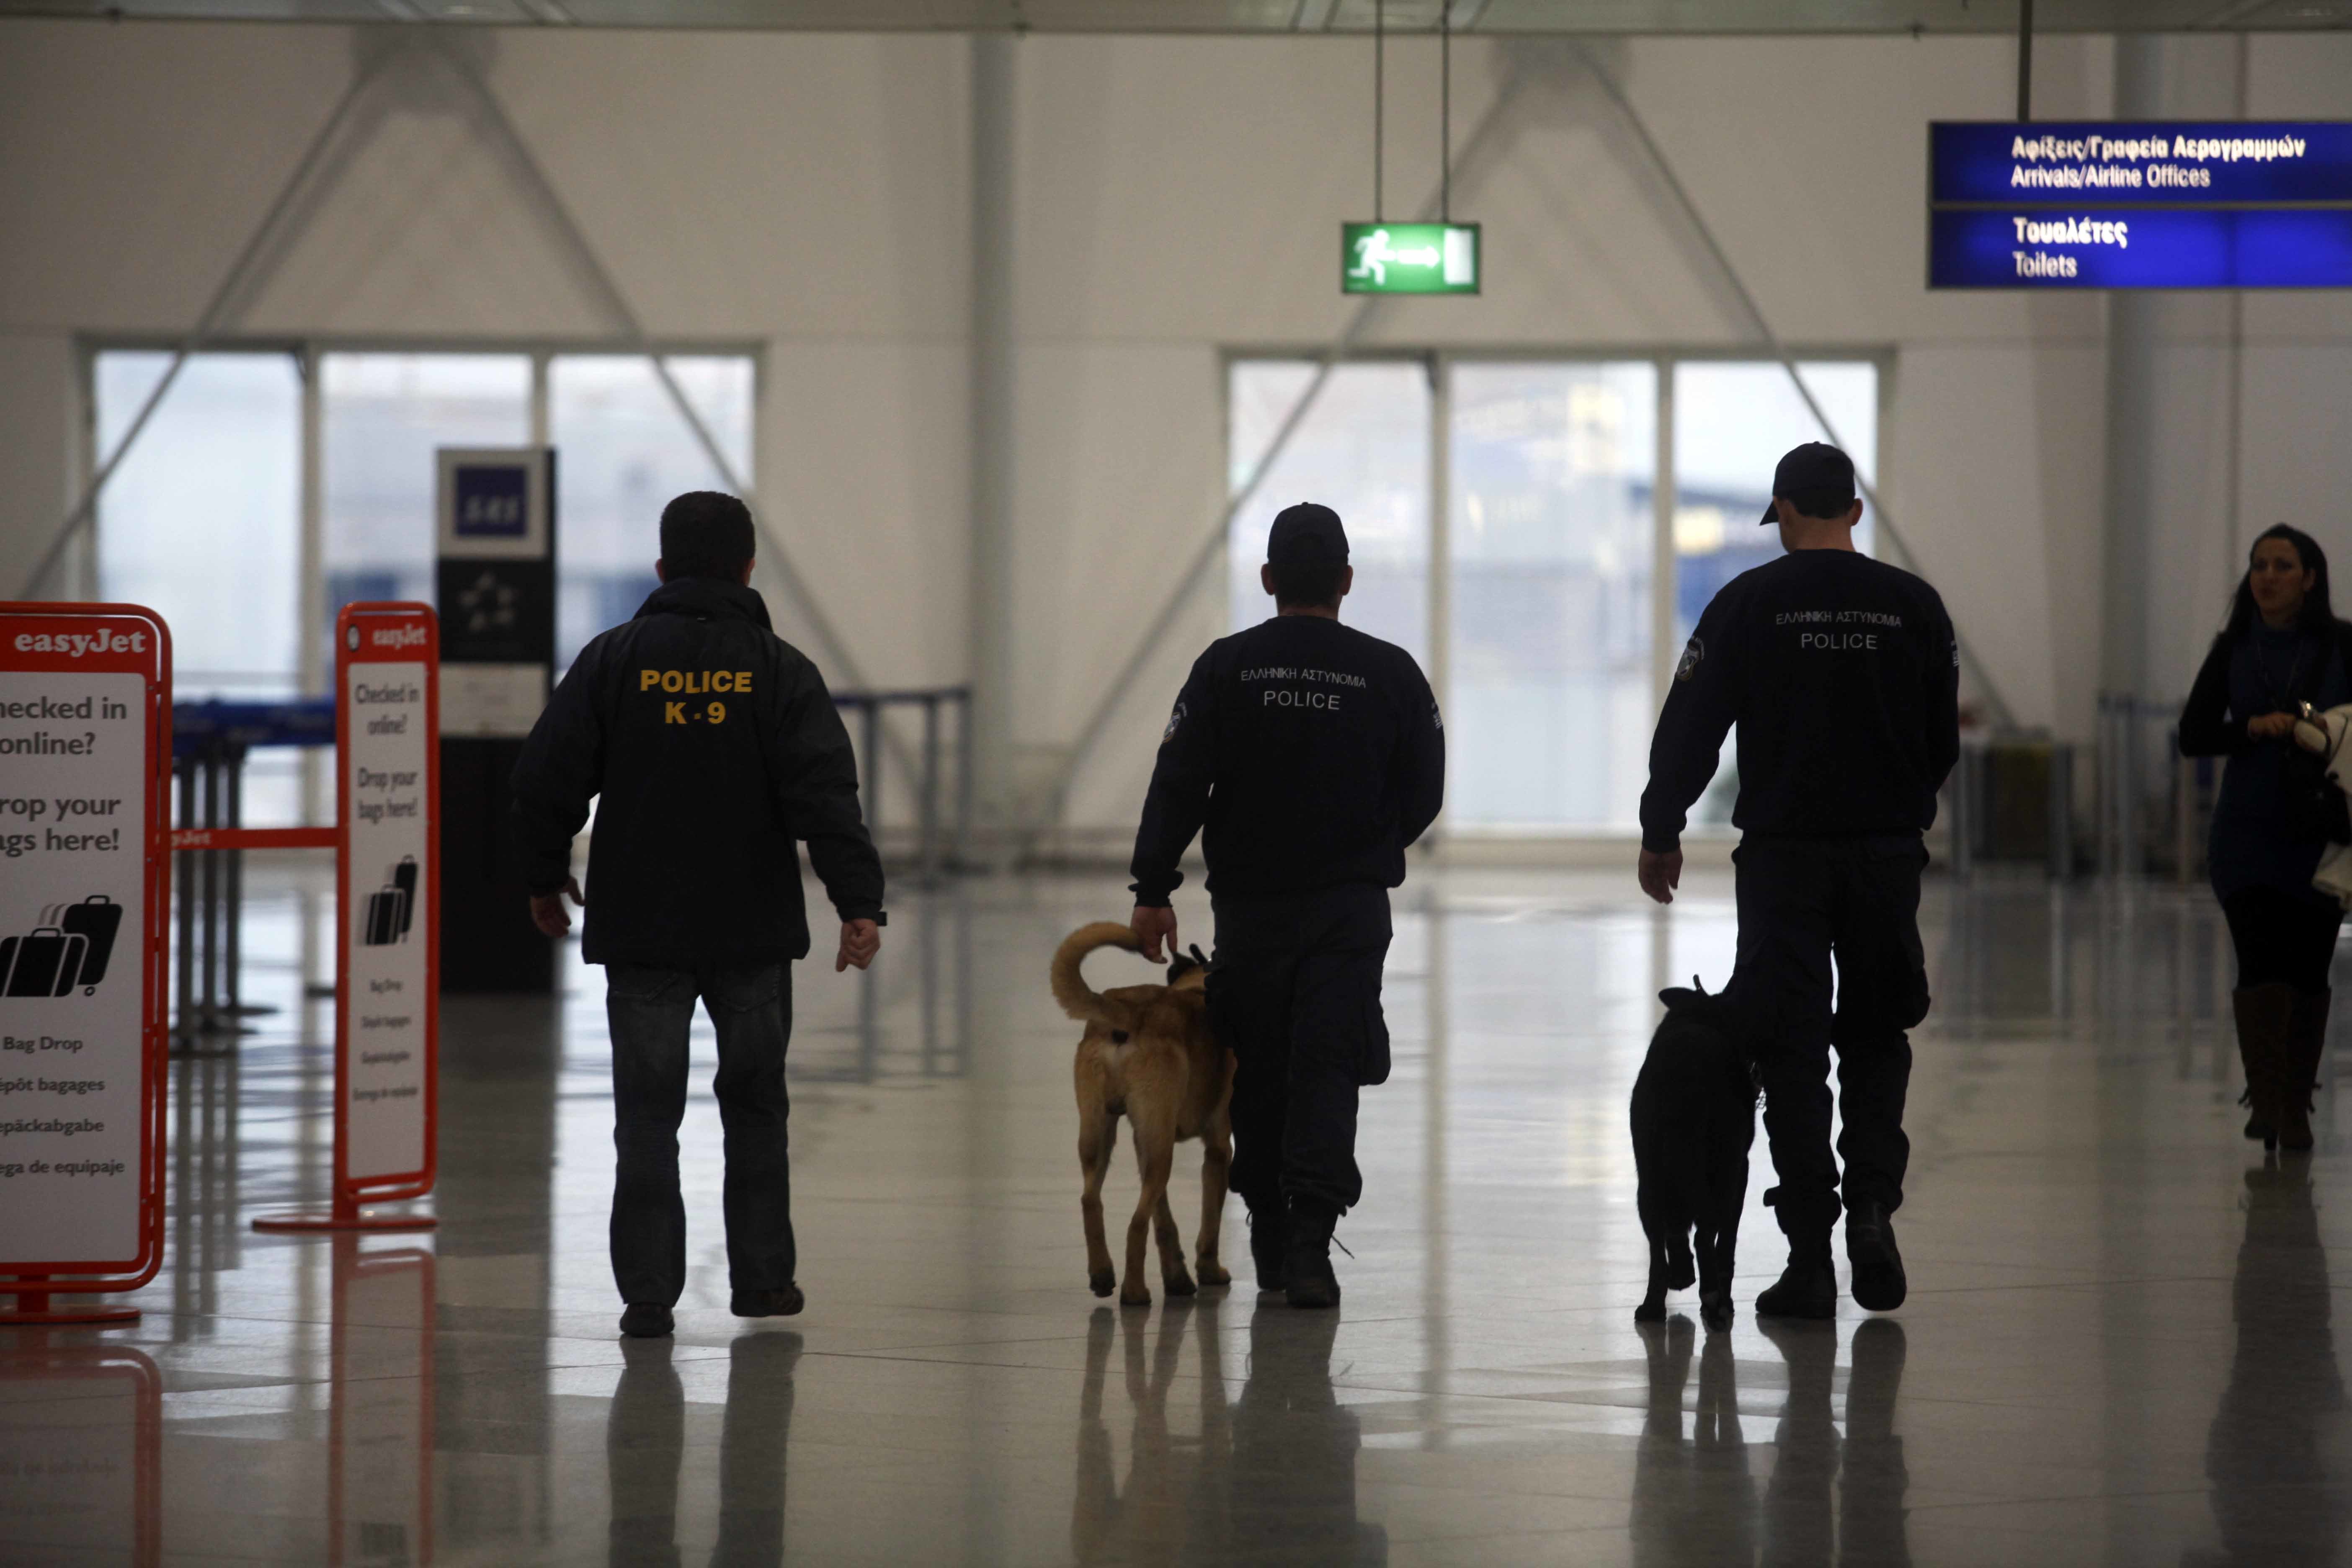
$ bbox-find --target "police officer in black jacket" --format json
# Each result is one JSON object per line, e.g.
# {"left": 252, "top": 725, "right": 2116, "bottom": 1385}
{"left": 1130, "top": 503, "right": 1444, "bottom": 1309}
{"left": 510, "top": 491, "right": 885, "bottom": 1340}
{"left": 1638, "top": 444, "right": 1959, "bottom": 1322}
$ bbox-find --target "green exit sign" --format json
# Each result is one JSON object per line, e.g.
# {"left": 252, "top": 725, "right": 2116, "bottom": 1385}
{"left": 1342, "top": 222, "right": 1480, "bottom": 294}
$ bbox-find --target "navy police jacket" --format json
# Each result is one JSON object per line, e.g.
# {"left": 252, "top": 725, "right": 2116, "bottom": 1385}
{"left": 1639, "top": 549, "right": 1961, "bottom": 855}
{"left": 509, "top": 578, "right": 885, "bottom": 970}
{"left": 1130, "top": 614, "right": 1445, "bottom": 905}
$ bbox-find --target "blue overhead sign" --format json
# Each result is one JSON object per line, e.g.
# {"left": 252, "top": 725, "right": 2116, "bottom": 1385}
{"left": 1932, "top": 122, "right": 2352, "bottom": 206}
{"left": 1932, "top": 209, "right": 2352, "bottom": 289}
{"left": 1928, "top": 121, "right": 2352, "bottom": 289}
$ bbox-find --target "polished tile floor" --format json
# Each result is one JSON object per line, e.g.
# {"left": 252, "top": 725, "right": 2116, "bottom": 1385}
{"left": 4, "top": 862, "right": 2348, "bottom": 1565}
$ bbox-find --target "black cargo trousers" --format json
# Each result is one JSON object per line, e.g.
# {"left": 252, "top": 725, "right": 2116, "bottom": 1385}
{"left": 1730, "top": 836, "right": 1932, "bottom": 1249}
{"left": 1206, "top": 884, "right": 1393, "bottom": 1218}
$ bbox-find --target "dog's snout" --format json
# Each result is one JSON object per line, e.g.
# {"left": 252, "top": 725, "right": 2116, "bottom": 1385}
{"left": 1110, "top": 1029, "right": 1129, "bottom": 1044}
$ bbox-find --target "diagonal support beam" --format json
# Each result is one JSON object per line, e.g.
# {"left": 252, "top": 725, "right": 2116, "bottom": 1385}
{"left": 16, "top": 48, "right": 397, "bottom": 601}
{"left": 1037, "top": 64, "right": 1531, "bottom": 830}
{"left": 421, "top": 34, "right": 920, "bottom": 787}
{"left": 1570, "top": 43, "right": 2018, "bottom": 730}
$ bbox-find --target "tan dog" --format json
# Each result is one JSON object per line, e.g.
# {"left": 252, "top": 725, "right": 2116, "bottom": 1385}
{"left": 1052, "top": 923, "right": 1236, "bottom": 1305}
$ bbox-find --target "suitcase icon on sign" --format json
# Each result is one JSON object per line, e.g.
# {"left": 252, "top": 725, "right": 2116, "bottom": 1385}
{"left": 361, "top": 857, "right": 418, "bottom": 947}
{"left": 1, "top": 928, "right": 88, "bottom": 998}
{"left": 1, "top": 896, "right": 121, "bottom": 997}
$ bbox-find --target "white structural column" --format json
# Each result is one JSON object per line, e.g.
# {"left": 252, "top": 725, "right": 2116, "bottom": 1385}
{"left": 2099, "top": 34, "right": 2163, "bottom": 705}
{"left": 968, "top": 34, "right": 1020, "bottom": 845}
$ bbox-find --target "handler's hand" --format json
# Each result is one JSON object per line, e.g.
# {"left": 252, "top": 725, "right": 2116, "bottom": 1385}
{"left": 2250, "top": 711, "right": 2300, "bottom": 740}
{"left": 836, "top": 919, "right": 881, "bottom": 973}
{"left": 1131, "top": 905, "right": 1178, "bottom": 964}
{"left": 1638, "top": 849, "right": 1683, "bottom": 906}
{"left": 528, "top": 876, "right": 585, "bottom": 938}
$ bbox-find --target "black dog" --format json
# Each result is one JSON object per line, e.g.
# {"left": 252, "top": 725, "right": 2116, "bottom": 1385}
{"left": 1631, "top": 981, "right": 1758, "bottom": 1329}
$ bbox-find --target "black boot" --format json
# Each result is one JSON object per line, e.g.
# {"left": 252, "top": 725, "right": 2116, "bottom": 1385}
{"left": 1756, "top": 1247, "right": 1836, "bottom": 1320}
{"left": 2280, "top": 987, "right": 2331, "bottom": 1154}
{"left": 1282, "top": 1199, "right": 1341, "bottom": 1310}
{"left": 2234, "top": 984, "right": 2296, "bottom": 1148}
{"left": 1247, "top": 1203, "right": 1290, "bottom": 1293}
{"left": 1844, "top": 1202, "right": 1907, "bottom": 1313}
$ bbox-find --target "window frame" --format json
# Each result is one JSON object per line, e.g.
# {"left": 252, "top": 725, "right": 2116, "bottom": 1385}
{"left": 79, "top": 333, "right": 768, "bottom": 702}
{"left": 1222, "top": 344, "right": 1898, "bottom": 846}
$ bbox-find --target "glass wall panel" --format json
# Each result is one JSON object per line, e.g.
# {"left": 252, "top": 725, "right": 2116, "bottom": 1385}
{"left": 1448, "top": 361, "right": 1657, "bottom": 831}
{"left": 1228, "top": 360, "right": 1429, "bottom": 663}
{"left": 1672, "top": 360, "right": 1879, "bottom": 827}
{"left": 322, "top": 353, "right": 532, "bottom": 673}
{"left": 97, "top": 351, "right": 302, "bottom": 700}
{"left": 549, "top": 356, "right": 755, "bottom": 670}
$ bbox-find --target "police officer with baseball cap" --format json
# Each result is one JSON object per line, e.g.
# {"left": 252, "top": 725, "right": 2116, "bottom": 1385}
{"left": 1129, "top": 502, "right": 1444, "bottom": 1308}
{"left": 1637, "top": 443, "right": 1960, "bottom": 1320}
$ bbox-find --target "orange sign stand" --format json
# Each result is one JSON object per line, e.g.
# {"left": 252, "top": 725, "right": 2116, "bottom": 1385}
{"left": 254, "top": 603, "right": 439, "bottom": 1235}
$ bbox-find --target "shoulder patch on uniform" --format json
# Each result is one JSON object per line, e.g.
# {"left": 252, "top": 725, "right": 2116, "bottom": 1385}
{"left": 1162, "top": 701, "right": 1187, "bottom": 743}
{"left": 1431, "top": 701, "right": 1444, "bottom": 733}
{"left": 1676, "top": 636, "right": 1705, "bottom": 683}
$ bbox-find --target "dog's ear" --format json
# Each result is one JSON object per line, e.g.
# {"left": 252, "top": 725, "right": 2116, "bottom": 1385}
{"left": 1188, "top": 944, "right": 1211, "bottom": 970}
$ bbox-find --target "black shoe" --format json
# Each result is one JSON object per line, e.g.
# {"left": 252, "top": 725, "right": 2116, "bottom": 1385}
{"left": 1755, "top": 1255, "right": 1836, "bottom": 1320}
{"left": 1844, "top": 1204, "right": 1907, "bottom": 1313}
{"left": 730, "top": 1286, "right": 805, "bottom": 1318}
{"left": 1282, "top": 1200, "right": 1341, "bottom": 1310}
{"left": 619, "top": 1303, "right": 675, "bottom": 1338}
{"left": 1248, "top": 1206, "right": 1290, "bottom": 1293}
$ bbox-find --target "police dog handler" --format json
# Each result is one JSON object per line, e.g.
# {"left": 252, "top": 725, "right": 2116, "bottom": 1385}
{"left": 1129, "top": 503, "right": 1444, "bottom": 1309}
{"left": 511, "top": 491, "right": 885, "bottom": 1341}
{"left": 1638, "top": 444, "right": 1959, "bottom": 1320}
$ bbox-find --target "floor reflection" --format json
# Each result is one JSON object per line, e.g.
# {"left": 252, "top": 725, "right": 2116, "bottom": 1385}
{"left": 608, "top": 1331, "right": 802, "bottom": 1568}
{"left": 2202, "top": 1162, "right": 2352, "bottom": 1566}
{"left": 1071, "top": 1302, "right": 1384, "bottom": 1567}
{"left": 1632, "top": 1317, "right": 1909, "bottom": 1568}
{"left": 0, "top": 1341, "right": 162, "bottom": 1565}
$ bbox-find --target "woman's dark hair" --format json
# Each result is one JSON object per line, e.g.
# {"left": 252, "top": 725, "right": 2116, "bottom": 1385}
{"left": 2224, "top": 523, "right": 2337, "bottom": 641}
{"left": 658, "top": 490, "right": 756, "bottom": 581}
{"left": 1269, "top": 561, "right": 1346, "bottom": 609}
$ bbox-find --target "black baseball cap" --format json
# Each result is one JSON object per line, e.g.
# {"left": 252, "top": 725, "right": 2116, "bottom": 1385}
{"left": 1267, "top": 502, "right": 1349, "bottom": 566}
{"left": 1761, "top": 442, "right": 1858, "bottom": 525}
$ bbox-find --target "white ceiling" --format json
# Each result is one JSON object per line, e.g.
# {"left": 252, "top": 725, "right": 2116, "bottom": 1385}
{"left": 0, "top": 0, "right": 2342, "bottom": 33}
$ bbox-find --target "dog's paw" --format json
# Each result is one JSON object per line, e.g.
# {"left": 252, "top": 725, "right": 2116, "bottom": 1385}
{"left": 1667, "top": 1259, "right": 1697, "bottom": 1291}
{"left": 1195, "top": 1261, "right": 1231, "bottom": 1289}
{"left": 1164, "top": 1269, "right": 1198, "bottom": 1297}
{"left": 1089, "top": 1269, "right": 1116, "bottom": 1298}
{"left": 1700, "top": 1292, "right": 1735, "bottom": 1331}
{"left": 1119, "top": 1284, "right": 1153, "bottom": 1308}
{"left": 1635, "top": 1298, "right": 1667, "bottom": 1323}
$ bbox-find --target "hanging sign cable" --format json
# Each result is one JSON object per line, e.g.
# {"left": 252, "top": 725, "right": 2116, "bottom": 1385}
{"left": 1343, "top": 2, "right": 1479, "bottom": 296}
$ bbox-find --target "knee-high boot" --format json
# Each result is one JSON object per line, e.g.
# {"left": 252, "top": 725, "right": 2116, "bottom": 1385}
{"left": 2279, "top": 987, "right": 2332, "bottom": 1153}
{"left": 2233, "top": 985, "right": 2297, "bottom": 1150}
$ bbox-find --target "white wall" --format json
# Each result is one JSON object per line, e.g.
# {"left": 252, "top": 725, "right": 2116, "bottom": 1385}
{"left": 4, "top": 20, "right": 2350, "bottom": 840}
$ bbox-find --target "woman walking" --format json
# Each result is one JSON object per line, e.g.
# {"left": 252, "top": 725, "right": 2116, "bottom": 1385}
{"left": 2181, "top": 525, "right": 2352, "bottom": 1152}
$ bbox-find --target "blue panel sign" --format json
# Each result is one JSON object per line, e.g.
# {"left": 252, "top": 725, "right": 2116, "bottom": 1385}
{"left": 452, "top": 464, "right": 528, "bottom": 539}
{"left": 1932, "top": 122, "right": 2352, "bottom": 206}
{"left": 1929, "top": 121, "right": 2352, "bottom": 289}
{"left": 1932, "top": 209, "right": 2352, "bottom": 289}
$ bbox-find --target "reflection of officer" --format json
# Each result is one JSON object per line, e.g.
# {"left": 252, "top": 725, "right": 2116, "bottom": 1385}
{"left": 1129, "top": 503, "right": 1444, "bottom": 1309}
{"left": 511, "top": 492, "right": 885, "bottom": 1341}
{"left": 1637, "top": 444, "right": 1959, "bottom": 1320}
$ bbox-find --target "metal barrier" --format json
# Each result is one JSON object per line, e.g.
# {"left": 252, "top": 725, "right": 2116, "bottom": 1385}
{"left": 172, "top": 699, "right": 336, "bottom": 1044}
{"left": 833, "top": 686, "right": 973, "bottom": 883}
{"left": 2094, "top": 693, "right": 2205, "bottom": 883}
{"left": 170, "top": 686, "right": 972, "bottom": 1039}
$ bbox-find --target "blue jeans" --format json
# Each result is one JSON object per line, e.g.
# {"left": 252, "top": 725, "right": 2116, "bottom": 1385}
{"left": 605, "top": 963, "right": 796, "bottom": 1306}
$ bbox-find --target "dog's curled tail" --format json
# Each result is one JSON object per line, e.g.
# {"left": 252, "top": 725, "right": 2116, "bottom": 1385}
{"left": 1051, "top": 922, "right": 1148, "bottom": 1028}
